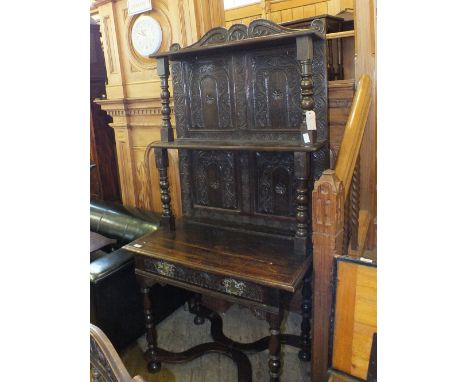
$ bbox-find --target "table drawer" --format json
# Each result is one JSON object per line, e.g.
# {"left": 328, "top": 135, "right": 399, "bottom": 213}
{"left": 136, "top": 255, "right": 275, "bottom": 305}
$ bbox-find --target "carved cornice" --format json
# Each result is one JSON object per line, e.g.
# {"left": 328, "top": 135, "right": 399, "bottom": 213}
{"left": 169, "top": 18, "right": 325, "bottom": 52}
{"left": 94, "top": 97, "right": 174, "bottom": 118}
{"left": 106, "top": 107, "right": 164, "bottom": 117}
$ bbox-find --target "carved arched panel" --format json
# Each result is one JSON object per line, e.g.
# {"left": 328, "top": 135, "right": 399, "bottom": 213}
{"left": 255, "top": 152, "right": 295, "bottom": 217}
{"left": 192, "top": 150, "right": 239, "bottom": 210}
{"left": 187, "top": 59, "right": 233, "bottom": 130}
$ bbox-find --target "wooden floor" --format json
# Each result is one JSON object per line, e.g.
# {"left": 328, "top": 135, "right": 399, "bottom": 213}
{"left": 119, "top": 303, "right": 309, "bottom": 381}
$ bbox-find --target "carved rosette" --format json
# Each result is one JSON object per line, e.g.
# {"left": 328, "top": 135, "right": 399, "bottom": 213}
{"left": 310, "top": 19, "right": 326, "bottom": 37}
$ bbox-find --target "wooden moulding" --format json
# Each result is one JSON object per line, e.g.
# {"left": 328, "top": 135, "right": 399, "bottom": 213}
{"left": 149, "top": 140, "right": 326, "bottom": 152}
{"left": 326, "top": 30, "right": 355, "bottom": 40}
{"left": 334, "top": 74, "right": 372, "bottom": 200}
{"left": 311, "top": 169, "right": 344, "bottom": 382}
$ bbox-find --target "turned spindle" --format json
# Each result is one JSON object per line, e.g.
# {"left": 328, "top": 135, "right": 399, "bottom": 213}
{"left": 297, "top": 35, "right": 316, "bottom": 144}
{"left": 140, "top": 284, "right": 161, "bottom": 373}
{"left": 155, "top": 147, "right": 175, "bottom": 230}
{"left": 294, "top": 152, "right": 311, "bottom": 255}
{"left": 349, "top": 156, "right": 361, "bottom": 251}
{"left": 156, "top": 57, "right": 174, "bottom": 143}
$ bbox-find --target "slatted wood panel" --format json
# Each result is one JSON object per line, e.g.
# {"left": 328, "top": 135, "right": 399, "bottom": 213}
{"left": 225, "top": 0, "right": 351, "bottom": 26}
{"left": 332, "top": 261, "right": 377, "bottom": 380}
{"left": 225, "top": 2, "right": 262, "bottom": 27}
{"left": 328, "top": 80, "right": 354, "bottom": 159}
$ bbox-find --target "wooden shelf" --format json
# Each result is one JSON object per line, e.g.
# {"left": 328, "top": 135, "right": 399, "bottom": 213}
{"left": 150, "top": 139, "right": 327, "bottom": 152}
{"left": 326, "top": 30, "right": 355, "bottom": 40}
{"left": 152, "top": 28, "right": 323, "bottom": 60}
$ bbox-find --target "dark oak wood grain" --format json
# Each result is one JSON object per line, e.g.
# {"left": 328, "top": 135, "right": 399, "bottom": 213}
{"left": 125, "top": 221, "right": 310, "bottom": 292}
{"left": 123, "top": 19, "right": 329, "bottom": 381}
{"left": 150, "top": 140, "right": 326, "bottom": 152}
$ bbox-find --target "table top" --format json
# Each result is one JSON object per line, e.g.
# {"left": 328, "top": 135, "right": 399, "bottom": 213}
{"left": 123, "top": 220, "right": 311, "bottom": 292}
{"left": 90, "top": 231, "right": 116, "bottom": 253}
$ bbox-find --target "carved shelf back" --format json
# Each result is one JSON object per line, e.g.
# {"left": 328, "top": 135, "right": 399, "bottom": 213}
{"left": 154, "top": 19, "right": 329, "bottom": 236}
{"left": 165, "top": 19, "right": 328, "bottom": 144}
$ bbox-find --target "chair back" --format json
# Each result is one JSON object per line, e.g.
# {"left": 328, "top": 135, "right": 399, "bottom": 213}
{"left": 90, "top": 324, "right": 146, "bottom": 382}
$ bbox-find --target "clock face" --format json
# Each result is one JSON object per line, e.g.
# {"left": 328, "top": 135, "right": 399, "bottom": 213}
{"left": 131, "top": 15, "right": 163, "bottom": 57}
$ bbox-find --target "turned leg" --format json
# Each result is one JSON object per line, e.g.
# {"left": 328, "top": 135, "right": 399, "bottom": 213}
{"left": 141, "top": 285, "right": 161, "bottom": 373}
{"left": 267, "top": 309, "right": 284, "bottom": 382}
{"left": 193, "top": 293, "right": 205, "bottom": 325}
{"left": 299, "top": 267, "right": 312, "bottom": 361}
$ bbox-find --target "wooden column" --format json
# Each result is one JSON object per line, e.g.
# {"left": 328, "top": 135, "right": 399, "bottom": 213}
{"left": 294, "top": 152, "right": 311, "bottom": 256}
{"left": 311, "top": 170, "right": 344, "bottom": 382}
{"left": 297, "top": 35, "right": 315, "bottom": 145}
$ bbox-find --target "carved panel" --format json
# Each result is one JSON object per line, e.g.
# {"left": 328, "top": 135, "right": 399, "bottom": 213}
{"left": 182, "top": 20, "right": 293, "bottom": 48}
{"left": 255, "top": 152, "right": 295, "bottom": 217}
{"left": 172, "top": 46, "right": 303, "bottom": 140}
{"left": 169, "top": 19, "right": 327, "bottom": 142}
{"left": 187, "top": 59, "right": 233, "bottom": 130}
{"left": 90, "top": 336, "right": 118, "bottom": 382}
{"left": 172, "top": 61, "right": 188, "bottom": 137}
{"left": 192, "top": 150, "right": 238, "bottom": 210}
{"left": 312, "top": 35, "right": 328, "bottom": 142}
{"left": 179, "top": 148, "right": 296, "bottom": 232}
{"left": 168, "top": 19, "right": 328, "bottom": 232}
{"left": 179, "top": 149, "right": 193, "bottom": 216}
{"left": 249, "top": 48, "right": 301, "bottom": 130}
{"left": 232, "top": 54, "right": 248, "bottom": 130}
{"left": 142, "top": 257, "right": 266, "bottom": 303}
